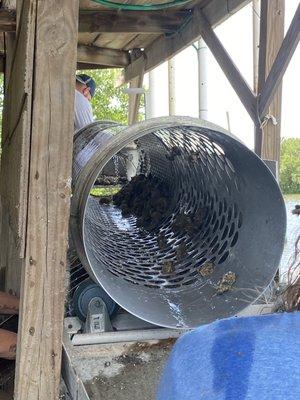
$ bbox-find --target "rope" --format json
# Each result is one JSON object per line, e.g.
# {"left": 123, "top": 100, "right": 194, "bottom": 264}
{"left": 260, "top": 114, "right": 278, "bottom": 129}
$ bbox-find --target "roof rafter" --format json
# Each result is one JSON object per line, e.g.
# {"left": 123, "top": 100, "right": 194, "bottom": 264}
{"left": 0, "top": 8, "right": 15, "bottom": 31}
{"left": 121, "top": 0, "right": 250, "bottom": 84}
{"left": 79, "top": 10, "right": 192, "bottom": 34}
{"left": 0, "top": 8, "right": 192, "bottom": 35}
{"left": 77, "top": 44, "right": 130, "bottom": 68}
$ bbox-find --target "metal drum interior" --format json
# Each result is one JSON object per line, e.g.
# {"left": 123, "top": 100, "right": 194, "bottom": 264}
{"left": 71, "top": 117, "right": 286, "bottom": 329}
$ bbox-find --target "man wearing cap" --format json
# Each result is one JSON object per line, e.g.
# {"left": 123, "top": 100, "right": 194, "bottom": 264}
{"left": 75, "top": 74, "right": 96, "bottom": 132}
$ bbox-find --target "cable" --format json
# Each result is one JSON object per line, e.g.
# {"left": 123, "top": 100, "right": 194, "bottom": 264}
{"left": 91, "top": 0, "right": 191, "bottom": 11}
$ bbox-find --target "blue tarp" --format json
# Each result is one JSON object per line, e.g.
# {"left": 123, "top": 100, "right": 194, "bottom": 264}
{"left": 157, "top": 312, "right": 300, "bottom": 400}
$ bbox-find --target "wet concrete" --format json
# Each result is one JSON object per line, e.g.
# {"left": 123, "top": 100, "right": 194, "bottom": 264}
{"left": 83, "top": 339, "right": 176, "bottom": 400}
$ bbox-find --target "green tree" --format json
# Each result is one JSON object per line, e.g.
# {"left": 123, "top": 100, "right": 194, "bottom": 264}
{"left": 280, "top": 138, "right": 300, "bottom": 194}
{"left": 80, "top": 69, "right": 144, "bottom": 124}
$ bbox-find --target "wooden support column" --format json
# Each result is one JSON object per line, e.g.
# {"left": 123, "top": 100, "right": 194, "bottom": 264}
{"left": 255, "top": 0, "right": 285, "bottom": 159}
{"left": 128, "top": 70, "right": 144, "bottom": 125}
{"left": 2, "top": 0, "right": 79, "bottom": 399}
{"left": 0, "top": 0, "right": 35, "bottom": 295}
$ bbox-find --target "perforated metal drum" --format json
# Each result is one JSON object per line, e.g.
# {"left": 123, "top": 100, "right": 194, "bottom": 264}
{"left": 70, "top": 117, "right": 286, "bottom": 329}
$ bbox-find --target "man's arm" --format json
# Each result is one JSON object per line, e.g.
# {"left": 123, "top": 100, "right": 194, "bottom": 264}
{"left": 0, "top": 329, "right": 17, "bottom": 359}
{"left": 74, "top": 90, "right": 94, "bottom": 132}
{"left": 0, "top": 291, "right": 19, "bottom": 314}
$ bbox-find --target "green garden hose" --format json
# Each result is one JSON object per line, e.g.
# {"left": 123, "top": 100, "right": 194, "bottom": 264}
{"left": 92, "top": 0, "right": 191, "bottom": 11}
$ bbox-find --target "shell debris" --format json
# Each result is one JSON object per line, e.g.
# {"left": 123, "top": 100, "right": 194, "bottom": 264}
{"left": 216, "top": 271, "right": 236, "bottom": 294}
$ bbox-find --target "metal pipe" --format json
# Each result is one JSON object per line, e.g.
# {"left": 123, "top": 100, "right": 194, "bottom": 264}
{"left": 146, "top": 69, "right": 160, "bottom": 118}
{"left": 72, "top": 328, "right": 183, "bottom": 346}
{"left": 252, "top": 0, "right": 260, "bottom": 93}
{"left": 168, "top": 58, "right": 176, "bottom": 115}
{"left": 197, "top": 38, "right": 208, "bottom": 120}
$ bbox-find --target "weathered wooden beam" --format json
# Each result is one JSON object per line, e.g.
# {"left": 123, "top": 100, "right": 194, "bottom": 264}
{"left": 254, "top": 0, "right": 267, "bottom": 156}
{"left": 12, "top": 0, "right": 79, "bottom": 399}
{"left": 128, "top": 73, "right": 144, "bottom": 125}
{"left": 0, "top": 1, "right": 35, "bottom": 298}
{"left": 79, "top": 9, "right": 191, "bottom": 34}
{"left": 122, "top": 0, "right": 250, "bottom": 83}
{"left": 0, "top": 31, "right": 20, "bottom": 292}
{"left": 255, "top": 0, "right": 285, "bottom": 158}
{"left": 77, "top": 62, "right": 113, "bottom": 70}
{"left": 0, "top": 8, "right": 191, "bottom": 34}
{"left": 2, "top": 0, "right": 16, "bottom": 10}
{"left": 259, "top": 2, "right": 299, "bottom": 118}
{"left": 198, "top": 11, "right": 257, "bottom": 122}
{"left": 0, "top": 8, "right": 16, "bottom": 31}
{"left": 0, "top": 9, "right": 192, "bottom": 34}
{"left": 0, "top": 54, "right": 4, "bottom": 72}
{"left": 78, "top": 44, "right": 129, "bottom": 67}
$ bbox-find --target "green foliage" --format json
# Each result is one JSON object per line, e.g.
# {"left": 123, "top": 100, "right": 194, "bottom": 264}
{"left": 80, "top": 69, "right": 144, "bottom": 124}
{"left": 90, "top": 185, "right": 120, "bottom": 197}
{"left": 280, "top": 138, "right": 300, "bottom": 194}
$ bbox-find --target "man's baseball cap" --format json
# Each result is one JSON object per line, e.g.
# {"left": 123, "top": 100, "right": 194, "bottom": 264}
{"left": 76, "top": 74, "right": 96, "bottom": 97}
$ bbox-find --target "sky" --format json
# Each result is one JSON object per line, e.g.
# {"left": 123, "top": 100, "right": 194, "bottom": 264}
{"left": 145, "top": 0, "right": 300, "bottom": 150}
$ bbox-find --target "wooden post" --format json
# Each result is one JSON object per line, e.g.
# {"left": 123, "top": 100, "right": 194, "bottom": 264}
{"left": 0, "top": 31, "right": 15, "bottom": 290}
{"left": 128, "top": 72, "right": 144, "bottom": 125}
{"left": 0, "top": 0, "right": 35, "bottom": 295}
{"left": 2, "top": 0, "right": 79, "bottom": 399}
{"left": 256, "top": 0, "right": 285, "bottom": 160}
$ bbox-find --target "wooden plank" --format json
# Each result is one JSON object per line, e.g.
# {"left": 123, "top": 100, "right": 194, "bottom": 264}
{"left": 92, "top": 32, "right": 136, "bottom": 50}
{"left": 3, "top": 32, "right": 15, "bottom": 88}
{"left": 128, "top": 72, "right": 144, "bottom": 125}
{"left": 0, "top": 8, "right": 16, "bottom": 31}
{"left": 259, "top": 2, "right": 299, "bottom": 118}
{"left": 2, "top": 0, "right": 16, "bottom": 9}
{"left": 0, "top": 32, "right": 4, "bottom": 50}
{"left": 0, "top": 32, "right": 17, "bottom": 292}
{"left": 78, "top": 32, "right": 99, "bottom": 46}
{"left": 0, "top": 9, "right": 191, "bottom": 34}
{"left": 78, "top": 44, "right": 129, "bottom": 67}
{"left": 13, "top": 0, "right": 79, "bottom": 399}
{"left": 254, "top": 0, "right": 268, "bottom": 156}
{"left": 79, "top": 10, "right": 191, "bottom": 34}
{"left": 0, "top": 54, "right": 4, "bottom": 72}
{"left": 255, "top": 1, "right": 285, "bottom": 159}
{"left": 0, "top": 0, "right": 36, "bottom": 298}
{"left": 122, "top": 0, "right": 250, "bottom": 83}
{"left": 259, "top": 0, "right": 286, "bottom": 162}
{"left": 77, "top": 62, "right": 113, "bottom": 70}
{"left": 257, "top": 0, "right": 268, "bottom": 97}
{"left": 79, "top": 0, "right": 106, "bottom": 10}
{"left": 123, "top": 33, "right": 158, "bottom": 51}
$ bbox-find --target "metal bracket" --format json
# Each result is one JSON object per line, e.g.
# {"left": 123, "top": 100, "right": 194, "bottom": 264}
{"left": 84, "top": 297, "right": 113, "bottom": 334}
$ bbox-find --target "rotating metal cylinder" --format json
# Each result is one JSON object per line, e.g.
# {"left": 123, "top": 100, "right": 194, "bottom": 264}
{"left": 71, "top": 117, "right": 286, "bottom": 329}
